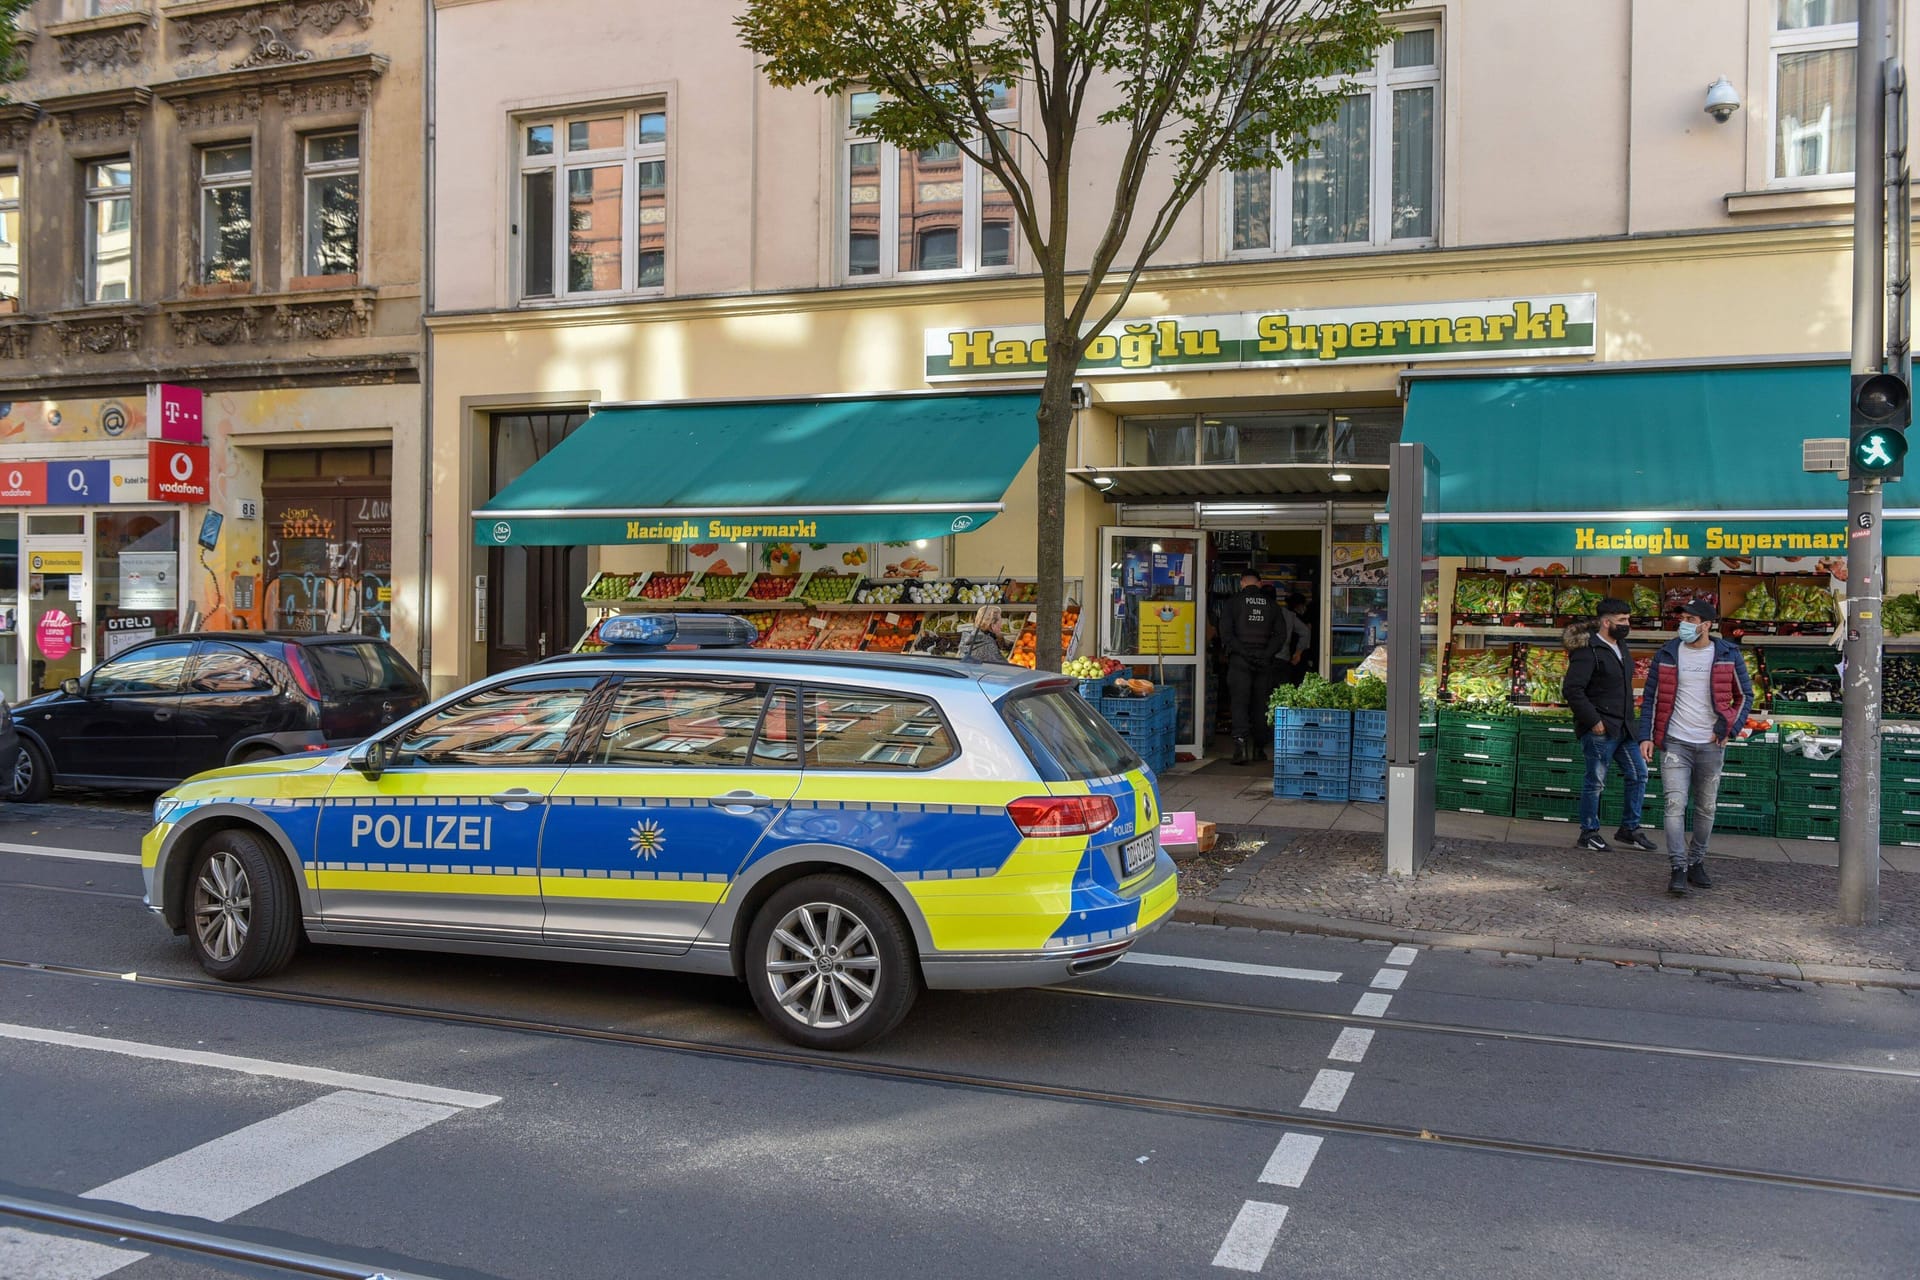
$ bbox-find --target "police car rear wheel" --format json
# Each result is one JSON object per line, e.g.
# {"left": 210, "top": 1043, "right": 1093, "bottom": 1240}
{"left": 186, "top": 831, "right": 300, "bottom": 982}
{"left": 747, "top": 875, "right": 916, "bottom": 1050}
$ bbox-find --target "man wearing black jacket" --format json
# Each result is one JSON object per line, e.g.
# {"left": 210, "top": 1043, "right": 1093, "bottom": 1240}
{"left": 1222, "top": 572, "right": 1285, "bottom": 764}
{"left": 1560, "top": 597, "right": 1655, "bottom": 852}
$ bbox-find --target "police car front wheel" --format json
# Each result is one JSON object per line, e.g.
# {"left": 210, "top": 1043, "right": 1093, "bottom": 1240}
{"left": 186, "top": 830, "right": 301, "bottom": 982}
{"left": 746, "top": 875, "right": 917, "bottom": 1050}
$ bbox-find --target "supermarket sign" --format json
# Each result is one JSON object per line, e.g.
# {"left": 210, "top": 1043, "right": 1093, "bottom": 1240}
{"left": 924, "top": 294, "right": 1597, "bottom": 380}
{"left": 1438, "top": 519, "right": 1858, "bottom": 558}
{"left": 478, "top": 509, "right": 997, "bottom": 546}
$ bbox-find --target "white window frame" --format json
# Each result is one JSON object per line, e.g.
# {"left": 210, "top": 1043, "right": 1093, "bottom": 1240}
{"left": 840, "top": 89, "right": 1019, "bottom": 282}
{"left": 1224, "top": 25, "right": 1440, "bottom": 260}
{"left": 0, "top": 168, "right": 20, "bottom": 302}
{"left": 83, "top": 156, "right": 133, "bottom": 305}
{"left": 197, "top": 141, "right": 253, "bottom": 285}
{"left": 1768, "top": 2, "right": 1857, "bottom": 186}
{"left": 515, "top": 106, "right": 668, "bottom": 303}
{"left": 301, "top": 129, "right": 362, "bottom": 277}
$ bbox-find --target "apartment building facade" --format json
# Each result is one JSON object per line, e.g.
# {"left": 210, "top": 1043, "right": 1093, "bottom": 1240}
{"left": 426, "top": 0, "right": 1895, "bottom": 746}
{"left": 0, "top": 0, "right": 422, "bottom": 701}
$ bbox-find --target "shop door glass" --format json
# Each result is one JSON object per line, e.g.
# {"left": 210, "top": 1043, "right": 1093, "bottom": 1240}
{"left": 486, "top": 410, "right": 588, "bottom": 672}
{"left": 93, "top": 511, "right": 181, "bottom": 658}
{"left": 1099, "top": 527, "right": 1205, "bottom": 753}
{"left": 0, "top": 513, "right": 19, "bottom": 703}
{"left": 23, "top": 528, "right": 87, "bottom": 697}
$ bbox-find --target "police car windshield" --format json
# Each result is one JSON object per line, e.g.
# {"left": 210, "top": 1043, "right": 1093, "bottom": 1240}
{"left": 999, "top": 686, "right": 1141, "bottom": 782}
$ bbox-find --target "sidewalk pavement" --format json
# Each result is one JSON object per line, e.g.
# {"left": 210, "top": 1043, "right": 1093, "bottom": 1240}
{"left": 1156, "top": 762, "right": 1920, "bottom": 985}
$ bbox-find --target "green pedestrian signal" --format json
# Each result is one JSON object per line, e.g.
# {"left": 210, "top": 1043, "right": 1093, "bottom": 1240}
{"left": 1850, "top": 372, "right": 1911, "bottom": 480}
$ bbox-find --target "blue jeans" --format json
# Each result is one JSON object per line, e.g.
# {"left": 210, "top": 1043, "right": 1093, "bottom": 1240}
{"left": 1661, "top": 739, "right": 1725, "bottom": 868}
{"left": 1579, "top": 728, "right": 1646, "bottom": 832}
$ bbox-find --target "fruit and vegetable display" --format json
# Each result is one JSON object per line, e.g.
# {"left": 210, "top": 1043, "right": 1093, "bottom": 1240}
{"left": 687, "top": 573, "right": 745, "bottom": 602}
{"left": 1770, "top": 663, "right": 1841, "bottom": 707}
{"left": 1728, "top": 581, "right": 1777, "bottom": 621}
{"left": 1419, "top": 579, "right": 1440, "bottom": 617}
{"left": 1518, "top": 645, "right": 1569, "bottom": 706}
{"left": 1004, "top": 581, "right": 1038, "bottom": 604}
{"left": 1554, "top": 584, "right": 1603, "bottom": 617}
{"left": 800, "top": 573, "right": 861, "bottom": 604}
{"left": 1268, "top": 672, "right": 1381, "bottom": 714}
{"left": 1062, "top": 656, "right": 1125, "bottom": 680}
{"left": 855, "top": 581, "right": 907, "bottom": 605}
{"left": 1443, "top": 644, "right": 1514, "bottom": 702}
{"left": 1886, "top": 653, "right": 1920, "bottom": 718}
{"left": 1663, "top": 583, "right": 1718, "bottom": 615}
{"left": 1630, "top": 582, "right": 1661, "bottom": 619}
{"left": 1109, "top": 677, "right": 1157, "bottom": 697}
{"left": 740, "top": 611, "right": 776, "bottom": 640}
{"left": 583, "top": 573, "right": 643, "bottom": 602}
{"left": 1886, "top": 592, "right": 1920, "bottom": 636}
{"left": 754, "top": 613, "right": 822, "bottom": 650}
{"left": 1740, "top": 649, "right": 1767, "bottom": 707}
{"left": 1452, "top": 576, "right": 1506, "bottom": 618}
{"left": 958, "top": 582, "right": 1006, "bottom": 605}
{"left": 1775, "top": 581, "right": 1836, "bottom": 624}
{"left": 640, "top": 572, "right": 693, "bottom": 601}
{"left": 906, "top": 579, "right": 960, "bottom": 605}
{"left": 1504, "top": 578, "right": 1555, "bottom": 616}
{"left": 1010, "top": 606, "right": 1080, "bottom": 669}
{"left": 862, "top": 614, "right": 920, "bottom": 653}
{"left": 744, "top": 573, "right": 802, "bottom": 601}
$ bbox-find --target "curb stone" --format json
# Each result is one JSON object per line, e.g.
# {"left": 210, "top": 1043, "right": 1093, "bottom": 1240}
{"left": 1167, "top": 900, "right": 1920, "bottom": 989}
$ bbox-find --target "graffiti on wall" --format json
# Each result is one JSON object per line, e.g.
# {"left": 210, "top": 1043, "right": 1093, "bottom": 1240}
{"left": 263, "top": 500, "right": 392, "bottom": 639}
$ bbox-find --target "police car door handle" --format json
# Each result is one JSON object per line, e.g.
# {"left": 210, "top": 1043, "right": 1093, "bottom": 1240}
{"left": 487, "top": 788, "right": 547, "bottom": 810}
{"left": 710, "top": 790, "right": 777, "bottom": 810}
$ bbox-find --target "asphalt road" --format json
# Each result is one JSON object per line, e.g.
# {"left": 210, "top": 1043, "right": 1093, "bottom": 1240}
{"left": 1, "top": 798, "right": 1917, "bottom": 1279}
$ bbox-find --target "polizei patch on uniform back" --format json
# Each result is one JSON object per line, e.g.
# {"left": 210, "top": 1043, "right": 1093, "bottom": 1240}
{"left": 350, "top": 813, "right": 495, "bottom": 852}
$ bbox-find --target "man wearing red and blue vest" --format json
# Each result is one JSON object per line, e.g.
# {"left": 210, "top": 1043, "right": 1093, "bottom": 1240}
{"left": 1637, "top": 599, "right": 1754, "bottom": 897}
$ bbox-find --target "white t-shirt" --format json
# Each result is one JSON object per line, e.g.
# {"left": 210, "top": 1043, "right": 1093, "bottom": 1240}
{"left": 1666, "top": 642, "right": 1718, "bottom": 745}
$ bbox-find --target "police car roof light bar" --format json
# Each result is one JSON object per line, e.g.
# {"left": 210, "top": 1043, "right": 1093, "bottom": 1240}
{"left": 598, "top": 613, "right": 760, "bottom": 650}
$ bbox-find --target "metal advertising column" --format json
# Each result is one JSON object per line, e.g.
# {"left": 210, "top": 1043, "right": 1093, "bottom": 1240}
{"left": 1385, "top": 443, "right": 1435, "bottom": 876}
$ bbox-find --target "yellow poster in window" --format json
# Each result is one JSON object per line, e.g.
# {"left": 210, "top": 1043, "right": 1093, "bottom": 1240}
{"left": 1135, "top": 600, "right": 1196, "bottom": 656}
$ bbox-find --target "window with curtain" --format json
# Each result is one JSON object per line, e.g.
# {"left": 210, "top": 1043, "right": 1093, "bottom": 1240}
{"left": 1229, "top": 26, "right": 1438, "bottom": 256}
{"left": 843, "top": 83, "right": 1018, "bottom": 280}
{"left": 1771, "top": 0, "right": 1857, "bottom": 182}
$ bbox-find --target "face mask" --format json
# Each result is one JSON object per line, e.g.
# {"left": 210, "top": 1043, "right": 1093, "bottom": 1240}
{"left": 1608, "top": 620, "right": 1631, "bottom": 639}
{"left": 1677, "top": 620, "right": 1703, "bottom": 643}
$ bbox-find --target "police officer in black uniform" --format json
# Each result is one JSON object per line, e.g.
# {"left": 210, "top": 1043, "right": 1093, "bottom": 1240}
{"left": 1222, "top": 571, "right": 1285, "bottom": 764}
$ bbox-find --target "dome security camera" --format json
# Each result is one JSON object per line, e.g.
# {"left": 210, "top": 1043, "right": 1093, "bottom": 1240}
{"left": 1705, "top": 77, "right": 1742, "bottom": 124}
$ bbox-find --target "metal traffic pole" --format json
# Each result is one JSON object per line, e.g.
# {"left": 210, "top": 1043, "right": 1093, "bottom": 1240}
{"left": 1842, "top": 0, "right": 1889, "bottom": 926}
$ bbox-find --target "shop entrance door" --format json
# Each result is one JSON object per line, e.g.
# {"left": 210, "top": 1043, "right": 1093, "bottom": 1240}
{"left": 22, "top": 530, "right": 89, "bottom": 697}
{"left": 1099, "top": 527, "right": 1206, "bottom": 754}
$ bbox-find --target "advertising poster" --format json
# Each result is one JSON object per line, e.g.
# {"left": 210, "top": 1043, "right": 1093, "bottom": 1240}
{"left": 1330, "top": 541, "right": 1388, "bottom": 586}
{"left": 35, "top": 609, "right": 73, "bottom": 660}
{"left": 1135, "top": 600, "right": 1196, "bottom": 656}
{"left": 120, "top": 552, "right": 178, "bottom": 609}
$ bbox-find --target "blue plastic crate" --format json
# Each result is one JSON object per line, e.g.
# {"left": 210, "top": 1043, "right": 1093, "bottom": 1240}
{"left": 1276, "top": 725, "right": 1351, "bottom": 758}
{"left": 1274, "top": 775, "right": 1351, "bottom": 802}
{"left": 1351, "top": 755, "right": 1387, "bottom": 784}
{"left": 1277, "top": 754, "right": 1351, "bottom": 781}
{"left": 1351, "top": 736, "right": 1387, "bottom": 761}
{"left": 1351, "top": 776, "right": 1386, "bottom": 803}
{"left": 1352, "top": 710, "right": 1387, "bottom": 739}
{"left": 1276, "top": 707, "right": 1353, "bottom": 732}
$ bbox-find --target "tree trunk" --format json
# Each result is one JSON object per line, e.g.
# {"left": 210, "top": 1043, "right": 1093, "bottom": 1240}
{"left": 1033, "top": 301, "right": 1080, "bottom": 673}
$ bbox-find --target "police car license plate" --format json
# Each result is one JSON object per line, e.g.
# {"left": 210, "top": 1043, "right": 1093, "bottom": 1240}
{"left": 1121, "top": 833, "right": 1156, "bottom": 877}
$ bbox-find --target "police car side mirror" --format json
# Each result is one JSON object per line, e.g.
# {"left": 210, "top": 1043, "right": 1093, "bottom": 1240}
{"left": 353, "top": 739, "right": 387, "bottom": 781}
{"left": 60, "top": 678, "right": 83, "bottom": 698}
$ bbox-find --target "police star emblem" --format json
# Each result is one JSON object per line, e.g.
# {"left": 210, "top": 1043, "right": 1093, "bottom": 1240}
{"left": 628, "top": 818, "right": 666, "bottom": 860}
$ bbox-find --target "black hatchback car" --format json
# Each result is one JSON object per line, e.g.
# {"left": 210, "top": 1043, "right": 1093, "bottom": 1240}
{"left": 10, "top": 632, "right": 428, "bottom": 799}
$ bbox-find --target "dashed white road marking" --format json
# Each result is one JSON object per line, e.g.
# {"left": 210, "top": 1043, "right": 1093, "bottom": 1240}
{"left": 1352, "top": 992, "right": 1392, "bottom": 1018}
{"left": 1211, "top": 1201, "right": 1289, "bottom": 1271}
{"left": 85, "top": 1090, "right": 459, "bottom": 1222}
{"left": 1123, "top": 952, "right": 1342, "bottom": 983}
{"left": 0, "top": 841, "right": 139, "bottom": 866}
{"left": 1385, "top": 945, "right": 1419, "bottom": 966}
{"left": 0, "top": 1022, "right": 500, "bottom": 1109}
{"left": 1369, "top": 967, "right": 1408, "bottom": 991}
{"left": 1258, "top": 1134, "right": 1323, "bottom": 1188}
{"left": 0, "top": 1226, "right": 144, "bottom": 1280}
{"left": 1328, "top": 1027, "right": 1375, "bottom": 1063}
{"left": 1300, "top": 1069, "right": 1353, "bottom": 1112}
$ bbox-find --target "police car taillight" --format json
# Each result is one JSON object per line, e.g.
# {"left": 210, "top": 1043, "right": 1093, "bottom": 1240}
{"left": 1005, "top": 794, "right": 1119, "bottom": 837}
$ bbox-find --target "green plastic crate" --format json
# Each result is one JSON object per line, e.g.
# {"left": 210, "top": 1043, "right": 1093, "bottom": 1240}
{"left": 1515, "top": 795, "right": 1580, "bottom": 823}
{"left": 1778, "top": 812, "right": 1840, "bottom": 841}
{"left": 1778, "top": 753, "right": 1842, "bottom": 783}
{"left": 1436, "top": 785, "right": 1515, "bottom": 817}
{"left": 1717, "top": 771, "right": 1780, "bottom": 804}
{"left": 1777, "top": 779, "right": 1842, "bottom": 810}
{"left": 1882, "top": 818, "right": 1920, "bottom": 846}
{"left": 1710, "top": 806, "right": 1775, "bottom": 836}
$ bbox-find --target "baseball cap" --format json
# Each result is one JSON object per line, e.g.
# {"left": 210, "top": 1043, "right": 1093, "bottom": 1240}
{"left": 1680, "top": 598, "right": 1717, "bottom": 621}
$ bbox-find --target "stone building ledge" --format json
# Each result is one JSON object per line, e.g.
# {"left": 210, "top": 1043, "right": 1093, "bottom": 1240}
{"left": 45, "top": 9, "right": 155, "bottom": 74}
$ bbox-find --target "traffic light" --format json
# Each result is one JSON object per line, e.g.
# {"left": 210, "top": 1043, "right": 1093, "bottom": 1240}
{"left": 1851, "top": 371, "right": 1911, "bottom": 479}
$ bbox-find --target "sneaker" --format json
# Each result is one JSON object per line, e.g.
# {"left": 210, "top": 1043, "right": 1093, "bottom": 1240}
{"left": 1667, "top": 868, "right": 1690, "bottom": 896}
{"left": 1614, "top": 826, "right": 1657, "bottom": 851}
{"left": 1575, "top": 830, "right": 1611, "bottom": 852}
{"left": 1686, "top": 862, "right": 1713, "bottom": 889}
{"left": 1231, "top": 739, "right": 1248, "bottom": 766}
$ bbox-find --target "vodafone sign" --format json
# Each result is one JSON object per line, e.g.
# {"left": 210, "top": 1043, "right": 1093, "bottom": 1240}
{"left": 148, "top": 441, "right": 209, "bottom": 504}
{"left": 0, "top": 462, "right": 46, "bottom": 504}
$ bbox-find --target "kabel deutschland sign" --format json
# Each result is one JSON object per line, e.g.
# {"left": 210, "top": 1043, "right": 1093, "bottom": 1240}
{"left": 924, "top": 293, "right": 1598, "bottom": 380}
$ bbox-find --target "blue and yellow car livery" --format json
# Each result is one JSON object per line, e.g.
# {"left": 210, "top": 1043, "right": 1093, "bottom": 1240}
{"left": 143, "top": 639, "right": 1177, "bottom": 1047}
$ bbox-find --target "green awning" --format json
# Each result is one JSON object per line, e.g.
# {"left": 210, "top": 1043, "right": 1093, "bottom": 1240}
{"left": 1400, "top": 362, "right": 1920, "bottom": 556}
{"left": 473, "top": 391, "right": 1039, "bottom": 547}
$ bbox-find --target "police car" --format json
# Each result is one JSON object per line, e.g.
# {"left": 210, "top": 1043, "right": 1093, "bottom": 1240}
{"left": 142, "top": 614, "right": 1179, "bottom": 1049}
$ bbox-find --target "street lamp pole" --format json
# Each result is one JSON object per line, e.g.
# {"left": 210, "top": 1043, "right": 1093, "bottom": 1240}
{"left": 1842, "top": 0, "right": 1889, "bottom": 925}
